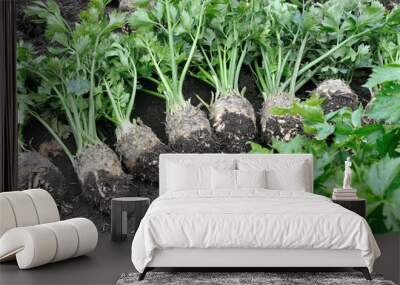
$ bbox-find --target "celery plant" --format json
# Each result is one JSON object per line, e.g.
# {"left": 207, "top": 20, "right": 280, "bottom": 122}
{"left": 194, "top": 0, "right": 257, "bottom": 152}
{"left": 128, "top": 0, "right": 213, "bottom": 152}
{"left": 102, "top": 35, "right": 168, "bottom": 182}
{"left": 25, "top": 0, "right": 127, "bottom": 189}
{"left": 252, "top": 0, "right": 387, "bottom": 144}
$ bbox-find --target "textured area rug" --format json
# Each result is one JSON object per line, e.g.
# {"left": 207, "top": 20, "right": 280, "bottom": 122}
{"left": 116, "top": 272, "right": 395, "bottom": 285}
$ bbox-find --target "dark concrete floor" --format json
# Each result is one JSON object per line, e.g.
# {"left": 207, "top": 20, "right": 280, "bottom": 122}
{"left": 1, "top": 233, "right": 398, "bottom": 285}
{"left": 0, "top": 233, "right": 134, "bottom": 285}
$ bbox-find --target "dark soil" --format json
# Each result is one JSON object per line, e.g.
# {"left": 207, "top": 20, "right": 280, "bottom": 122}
{"left": 296, "top": 80, "right": 317, "bottom": 101}
{"left": 260, "top": 94, "right": 304, "bottom": 145}
{"left": 166, "top": 103, "right": 214, "bottom": 152}
{"left": 238, "top": 65, "right": 264, "bottom": 112}
{"left": 132, "top": 142, "right": 170, "bottom": 182}
{"left": 18, "top": 151, "right": 65, "bottom": 205}
{"left": 135, "top": 180, "right": 159, "bottom": 202}
{"left": 16, "top": 0, "right": 89, "bottom": 53}
{"left": 115, "top": 120, "right": 170, "bottom": 182}
{"left": 170, "top": 129, "right": 214, "bottom": 153}
{"left": 133, "top": 76, "right": 213, "bottom": 145}
{"left": 210, "top": 94, "right": 257, "bottom": 153}
{"left": 133, "top": 88, "right": 168, "bottom": 144}
{"left": 213, "top": 112, "right": 256, "bottom": 153}
{"left": 261, "top": 115, "right": 304, "bottom": 145}
{"left": 316, "top": 79, "right": 359, "bottom": 114}
{"left": 182, "top": 74, "right": 214, "bottom": 107}
{"left": 81, "top": 170, "right": 136, "bottom": 215}
{"left": 350, "top": 68, "right": 372, "bottom": 107}
{"left": 61, "top": 193, "right": 112, "bottom": 231}
{"left": 379, "top": 0, "right": 400, "bottom": 9}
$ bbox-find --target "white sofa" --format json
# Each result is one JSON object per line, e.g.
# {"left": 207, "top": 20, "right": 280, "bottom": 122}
{"left": 0, "top": 189, "right": 98, "bottom": 269}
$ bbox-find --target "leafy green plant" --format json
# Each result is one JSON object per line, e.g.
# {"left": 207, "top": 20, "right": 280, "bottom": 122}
{"left": 16, "top": 41, "right": 71, "bottom": 151}
{"left": 128, "top": 0, "right": 213, "bottom": 152}
{"left": 376, "top": 6, "right": 400, "bottom": 65}
{"left": 311, "top": 0, "right": 388, "bottom": 81}
{"left": 253, "top": 0, "right": 384, "bottom": 101}
{"left": 252, "top": 66, "right": 400, "bottom": 233}
{"left": 193, "top": 0, "right": 257, "bottom": 152}
{"left": 24, "top": 0, "right": 131, "bottom": 205}
{"left": 101, "top": 34, "right": 168, "bottom": 182}
{"left": 250, "top": 0, "right": 389, "bottom": 145}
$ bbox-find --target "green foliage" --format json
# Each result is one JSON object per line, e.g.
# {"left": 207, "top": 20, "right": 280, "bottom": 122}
{"left": 248, "top": 142, "right": 272, "bottom": 154}
{"left": 252, "top": 0, "right": 390, "bottom": 101}
{"left": 367, "top": 81, "right": 400, "bottom": 124}
{"left": 194, "top": 0, "right": 255, "bottom": 99}
{"left": 24, "top": 0, "right": 125, "bottom": 162}
{"left": 250, "top": 70, "right": 400, "bottom": 233}
{"left": 364, "top": 64, "right": 400, "bottom": 88}
{"left": 358, "top": 157, "right": 400, "bottom": 232}
{"left": 18, "top": 0, "right": 400, "bottom": 233}
{"left": 128, "top": 0, "right": 206, "bottom": 113}
{"left": 101, "top": 34, "right": 141, "bottom": 127}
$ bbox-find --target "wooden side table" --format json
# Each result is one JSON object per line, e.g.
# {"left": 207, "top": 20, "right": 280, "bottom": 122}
{"left": 332, "top": 199, "right": 366, "bottom": 218}
{"left": 111, "top": 197, "right": 150, "bottom": 242}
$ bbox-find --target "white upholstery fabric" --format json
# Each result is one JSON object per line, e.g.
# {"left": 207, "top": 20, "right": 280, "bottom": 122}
{"left": 132, "top": 190, "right": 380, "bottom": 273}
{"left": 0, "top": 196, "right": 17, "bottom": 237}
{"left": 1, "top": 191, "right": 40, "bottom": 227}
{"left": 66, "top": 218, "right": 98, "bottom": 257}
{"left": 24, "top": 189, "right": 60, "bottom": 223}
{"left": 0, "top": 189, "right": 98, "bottom": 269}
{"left": 0, "top": 189, "right": 60, "bottom": 237}
{"left": 0, "top": 219, "right": 98, "bottom": 269}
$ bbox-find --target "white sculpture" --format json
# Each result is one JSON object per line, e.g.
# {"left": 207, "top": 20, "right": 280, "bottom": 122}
{"left": 343, "top": 157, "right": 352, "bottom": 190}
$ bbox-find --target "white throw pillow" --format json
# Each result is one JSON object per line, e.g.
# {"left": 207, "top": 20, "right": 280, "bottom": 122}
{"left": 211, "top": 168, "right": 237, "bottom": 191}
{"left": 267, "top": 162, "right": 307, "bottom": 191}
{"left": 237, "top": 159, "right": 309, "bottom": 191}
{"left": 236, "top": 169, "right": 268, "bottom": 189}
{"left": 167, "top": 162, "right": 211, "bottom": 191}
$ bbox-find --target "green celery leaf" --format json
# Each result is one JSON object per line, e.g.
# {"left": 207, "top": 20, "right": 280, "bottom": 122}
{"left": 377, "top": 129, "right": 400, "bottom": 157}
{"left": 367, "top": 82, "right": 400, "bottom": 124}
{"left": 272, "top": 136, "right": 306, "bottom": 154}
{"left": 128, "top": 9, "right": 153, "bottom": 30}
{"left": 364, "top": 64, "right": 400, "bottom": 88}
{"left": 67, "top": 78, "right": 90, "bottom": 96}
{"left": 351, "top": 105, "right": 363, "bottom": 128}
{"left": 313, "top": 122, "right": 335, "bottom": 140}
{"left": 364, "top": 156, "right": 400, "bottom": 197}
{"left": 248, "top": 142, "right": 272, "bottom": 154}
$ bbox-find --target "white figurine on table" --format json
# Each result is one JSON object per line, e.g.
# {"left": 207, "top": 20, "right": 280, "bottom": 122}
{"left": 343, "top": 157, "right": 352, "bottom": 190}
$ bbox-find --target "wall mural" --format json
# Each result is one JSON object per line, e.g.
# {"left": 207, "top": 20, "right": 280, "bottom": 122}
{"left": 16, "top": 0, "right": 400, "bottom": 233}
